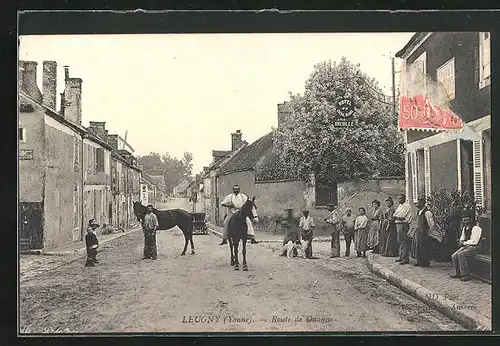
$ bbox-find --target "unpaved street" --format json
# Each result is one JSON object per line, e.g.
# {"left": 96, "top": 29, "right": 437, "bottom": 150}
{"left": 20, "top": 204, "right": 464, "bottom": 332}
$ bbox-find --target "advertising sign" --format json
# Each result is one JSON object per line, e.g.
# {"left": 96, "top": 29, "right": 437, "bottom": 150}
{"left": 399, "top": 95, "right": 464, "bottom": 130}
{"left": 334, "top": 97, "right": 357, "bottom": 127}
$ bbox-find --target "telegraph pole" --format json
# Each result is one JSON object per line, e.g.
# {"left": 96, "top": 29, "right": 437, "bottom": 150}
{"left": 391, "top": 55, "right": 396, "bottom": 118}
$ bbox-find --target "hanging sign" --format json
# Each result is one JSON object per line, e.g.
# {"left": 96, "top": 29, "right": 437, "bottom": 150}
{"left": 399, "top": 95, "right": 464, "bottom": 130}
{"left": 19, "top": 149, "right": 33, "bottom": 160}
{"left": 334, "top": 97, "right": 358, "bottom": 127}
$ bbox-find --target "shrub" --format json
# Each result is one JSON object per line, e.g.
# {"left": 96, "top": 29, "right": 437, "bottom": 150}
{"left": 426, "top": 189, "right": 483, "bottom": 261}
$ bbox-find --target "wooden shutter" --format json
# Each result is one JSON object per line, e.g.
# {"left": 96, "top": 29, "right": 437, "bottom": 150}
{"left": 410, "top": 151, "right": 418, "bottom": 203}
{"left": 96, "top": 148, "right": 105, "bottom": 172}
{"left": 473, "top": 134, "right": 484, "bottom": 207}
{"left": 424, "top": 147, "right": 431, "bottom": 199}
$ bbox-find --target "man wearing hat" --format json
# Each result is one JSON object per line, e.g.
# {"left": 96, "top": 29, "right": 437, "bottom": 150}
{"left": 85, "top": 219, "right": 100, "bottom": 267}
{"left": 341, "top": 207, "right": 356, "bottom": 257}
{"left": 142, "top": 204, "right": 159, "bottom": 260}
{"left": 219, "top": 184, "right": 259, "bottom": 245}
{"left": 325, "top": 204, "right": 341, "bottom": 258}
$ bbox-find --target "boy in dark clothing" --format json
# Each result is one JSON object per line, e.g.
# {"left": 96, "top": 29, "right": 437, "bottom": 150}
{"left": 85, "top": 219, "right": 100, "bottom": 267}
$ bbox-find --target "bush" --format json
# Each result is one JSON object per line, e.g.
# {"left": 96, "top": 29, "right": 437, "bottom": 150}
{"left": 426, "top": 189, "right": 483, "bottom": 262}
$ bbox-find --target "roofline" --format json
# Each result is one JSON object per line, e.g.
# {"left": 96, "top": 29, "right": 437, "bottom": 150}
{"left": 395, "top": 32, "right": 432, "bottom": 60}
{"left": 216, "top": 132, "right": 271, "bottom": 177}
{"left": 20, "top": 90, "right": 87, "bottom": 136}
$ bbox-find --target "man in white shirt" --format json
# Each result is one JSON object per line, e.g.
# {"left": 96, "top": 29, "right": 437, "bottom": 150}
{"left": 450, "top": 214, "right": 483, "bottom": 282}
{"left": 299, "top": 210, "right": 316, "bottom": 258}
{"left": 219, "top": 185, "right": 259, "bottom": 245}
{"left": 325, "top": 204, "right": 341, "bottom": 258}
{"left": 393, "top": 194, "right": 412, "bottom": 265}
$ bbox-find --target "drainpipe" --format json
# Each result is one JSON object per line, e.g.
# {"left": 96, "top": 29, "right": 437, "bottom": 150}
{"left": 80, "top": 133, "right": 86, "bottom": 241}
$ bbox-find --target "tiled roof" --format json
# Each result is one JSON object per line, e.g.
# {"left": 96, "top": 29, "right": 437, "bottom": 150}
{"left": 395, "top": 32, "right": 428, "bottom": 58}
{"left": 149, "top": 175, "right": 165, "bottom": 186}
{"left": 217, "top": 133, "right": 273, "bottom": 176}
{"left": 254, "top": 145, "right": 301, "bottom": 181}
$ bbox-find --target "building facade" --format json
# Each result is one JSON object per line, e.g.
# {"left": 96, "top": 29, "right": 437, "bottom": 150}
{"left": 19, "top": 60, "right": 142, "bottom": 251}
{"left": 396, "top": 32, "right": 491, "bottom": 247}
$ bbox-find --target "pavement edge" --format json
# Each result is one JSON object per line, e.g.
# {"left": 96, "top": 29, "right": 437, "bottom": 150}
{"left": 366, "top": 252, "right": 491, "bottom": 331}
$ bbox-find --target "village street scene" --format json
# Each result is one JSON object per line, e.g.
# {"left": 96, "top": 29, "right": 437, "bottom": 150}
{"left": 18, "top": 32, "right": 491, "bottom": 333}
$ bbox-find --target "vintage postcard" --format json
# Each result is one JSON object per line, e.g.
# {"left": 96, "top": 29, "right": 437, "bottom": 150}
{"left": 18, "top": 12, "right": 492, "bottom": 334}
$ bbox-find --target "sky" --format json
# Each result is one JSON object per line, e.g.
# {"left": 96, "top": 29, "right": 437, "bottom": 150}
{"left": 19, "top": 33, "right": 414, "bottom": 174}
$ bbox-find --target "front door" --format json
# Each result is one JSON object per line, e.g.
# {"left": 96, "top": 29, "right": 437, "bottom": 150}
{"left": 19, "top": 202, "right": 43, "bottom": 251}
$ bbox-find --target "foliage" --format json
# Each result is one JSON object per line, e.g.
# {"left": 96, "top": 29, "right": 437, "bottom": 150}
{"left": 137, "top": 151, "right": 194, "bottom": 193}
{"left": 426, "top": 189, "right": 483, "bottom": 261}
{"left": 272, "top": 57, "right": 405, "bottom": 184}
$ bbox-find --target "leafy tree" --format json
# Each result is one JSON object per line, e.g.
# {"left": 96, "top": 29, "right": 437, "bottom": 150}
{"left": 137, "top": 151, "right": 194, "bottom": 193}
{"left": 273, "top": 57, "right": 405, "bottom": 185}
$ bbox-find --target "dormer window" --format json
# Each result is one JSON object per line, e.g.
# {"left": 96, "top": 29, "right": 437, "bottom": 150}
{"left": 479, "top": 32, "right": 491, "bottom": 89}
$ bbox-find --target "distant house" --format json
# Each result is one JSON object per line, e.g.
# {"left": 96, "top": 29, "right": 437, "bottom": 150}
{"left": 149, "top": 175, "right": 166, "bottom": 200}
{"left": 172, "top": 178, "right": 190, "bottom": 198}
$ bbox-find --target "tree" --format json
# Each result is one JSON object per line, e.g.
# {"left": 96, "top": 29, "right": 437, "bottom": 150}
{"left": 273, "top": 57, "right": 405, "bottom": 185}
{"left": 137, "top": 151, "right": 194, "bottom": 193}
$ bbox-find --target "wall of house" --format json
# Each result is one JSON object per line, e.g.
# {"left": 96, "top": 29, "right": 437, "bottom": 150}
{"left": 337, "top": 179, "right": 405, "bottom": 211}
{"left": 42, "top": 115, "right": 83, "bottom": 249}
{"left": 430, "top": 140, "right": 458, "bottom": 194}
{"left": 19, "top": 96, "right": 46, "bottom": 203}
{"left": 406, "top": 32, "right": 491, "bottom": 144}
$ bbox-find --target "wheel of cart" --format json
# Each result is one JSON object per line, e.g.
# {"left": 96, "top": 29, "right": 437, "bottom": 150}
{"left": 192, "top": 212, "right": 208, "bottom": 235}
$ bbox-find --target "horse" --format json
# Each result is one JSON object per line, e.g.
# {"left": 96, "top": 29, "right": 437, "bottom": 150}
{"left": 132, "top": 201, "right": 195, "bottom": 256}
{"left": 227, "top": 197, "right": 258, "bottom": 271}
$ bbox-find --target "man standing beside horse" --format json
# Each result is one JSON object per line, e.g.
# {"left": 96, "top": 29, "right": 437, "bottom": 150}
{"left": 219, "top": 185, "right": 259, "bottom": 245}
{"left": 142, "top": 204, "right": 159, "bottom": 260}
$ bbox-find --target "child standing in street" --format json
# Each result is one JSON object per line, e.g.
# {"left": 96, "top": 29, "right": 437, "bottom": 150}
{"left": 85, "top": 219, "right": 100, "bottom": 267}
{"left": 299, "top": 210, "right": 315, "bottom": 258}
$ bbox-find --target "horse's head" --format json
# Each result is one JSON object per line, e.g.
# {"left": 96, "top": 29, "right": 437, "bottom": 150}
{"left": 133, "top": 201, "right": 146, "bottom": 221}
{"left": 240, "top": 196, "right": 258, "bottom": 222}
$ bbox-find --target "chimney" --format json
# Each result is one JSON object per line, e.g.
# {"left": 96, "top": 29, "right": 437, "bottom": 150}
{"left": 231, "top": 130, "right": 243, "bottom": 151}
{"left": 277, "top": 102, "right": 289, "bottom": 129}
{"left": 107, "top": 134, "right": 119, "bottom": 150}
{"left": 19, "top": 61, "right": 42, "bottom": 102}
{"left": 62, "top": 66, "right": 83, "bottom": 124}
{"left": 89, "top": 121, "right": 107, "bottom": 141}
{"left": 42, "top": 61, "right": 57, "bottom": 110}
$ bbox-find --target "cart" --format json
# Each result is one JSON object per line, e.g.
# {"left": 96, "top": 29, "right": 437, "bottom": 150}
{"left": 192, "top": 212, "right": 208, "bottom": 235}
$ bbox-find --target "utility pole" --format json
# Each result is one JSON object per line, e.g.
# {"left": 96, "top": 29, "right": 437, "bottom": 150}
{"left": 391, "top": 55, "right": 396, "bottom": 118}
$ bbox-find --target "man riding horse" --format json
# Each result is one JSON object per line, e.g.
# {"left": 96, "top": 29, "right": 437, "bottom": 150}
{"left": 219, "top": 185, "right": 259, "bottom": 245}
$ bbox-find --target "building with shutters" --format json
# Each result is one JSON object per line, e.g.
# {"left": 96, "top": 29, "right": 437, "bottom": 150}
{"left": 19, "top": 60, "right": 142, "bottom": 251}
{"left": 396, "top": 32, "right": 491, "bottom": 244}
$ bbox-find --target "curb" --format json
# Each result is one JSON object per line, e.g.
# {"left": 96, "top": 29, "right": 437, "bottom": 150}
{"left": 41, "top": 227, "right": 141, "bottom": 256}
{"left": 366, "top": 252, "right": 491, "bottom": 331}
{"left": 207, "top": 227, "right": 332, "bottom": 243}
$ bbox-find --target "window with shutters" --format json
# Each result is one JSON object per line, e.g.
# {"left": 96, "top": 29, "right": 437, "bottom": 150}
{"left": 96, "top": 148, "right": 105, "bottom": 172}
{"left": 74, "top": 137, "right": 79, "bottom": 172}
{"left": 472, "top": 132, "right": 484, "bottom": 208}
{"left": 410, "top": 151, "right": 418, "bottom": 203}
{"left": 74, "top": 185, "right": 79, "bottom": 228}
{"left": 436, "top": 58, "right": 455, "bottom": 100}
{"left": 19, "top": 125, "right": 26, "bottom": 143}
{"left": 423, "top": 147, "right": 431, "bottom": 199}
{"left": 479, "top": 32, "right": 491, "bottom": 89}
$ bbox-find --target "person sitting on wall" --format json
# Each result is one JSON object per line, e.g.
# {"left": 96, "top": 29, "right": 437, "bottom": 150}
{"left": 450, "top": 213, "right": 483, "bottom": 282}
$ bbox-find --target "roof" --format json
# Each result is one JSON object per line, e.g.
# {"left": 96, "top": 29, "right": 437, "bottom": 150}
{"left": 173, "top": 178, "right": 190, "bottom": 189}
{"left": 217, "top": 133, "right": 273, "bottom": 176}
{"left": 254, "top": 145, "right": 301, "bottom": 181}
{"left": 149, "top": 175, "right": 165, "bottom": 186}
{"left": 395, "top": 32, "right": 429, "bottom": 59}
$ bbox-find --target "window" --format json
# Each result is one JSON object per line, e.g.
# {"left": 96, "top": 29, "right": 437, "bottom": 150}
{"left": 74, "top": 137, "right": 79, "bottom": 172}
{"left": 73, "top": 185, "right": 79, "bottom": 228}
{"left": 19, "top": 125, "right": 26, "bottom": 143}
{"left": 96, "top": 148, "right": 105, "bottom": 172}
{"left": 436, "top": 57, "right": 455, "bottom": 100}
{"left": 479, "top": 32, "right": 491, "bottom": 89}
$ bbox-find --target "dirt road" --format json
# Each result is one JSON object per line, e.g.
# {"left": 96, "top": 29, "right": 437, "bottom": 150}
{"left": 19, "top": 225, "right": 463, "bottom": 333}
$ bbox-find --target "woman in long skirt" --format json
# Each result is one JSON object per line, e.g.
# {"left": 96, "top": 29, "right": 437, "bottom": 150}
{"left": 354, "top": 207, "right": 369, "bottom": 258}
{"left": 381, "top": 197, "right": 398, "bottom": 257}
{"left": 367, "top": 200, "right": 383, "bottom": 253}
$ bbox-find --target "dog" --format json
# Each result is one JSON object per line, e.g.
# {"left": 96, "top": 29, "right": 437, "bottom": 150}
{"left": 283, "top": 239, "right": 309, "bottom": 258}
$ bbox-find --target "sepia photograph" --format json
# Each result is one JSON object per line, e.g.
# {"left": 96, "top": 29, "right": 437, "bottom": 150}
{"left": 17, "top": 15, "right": 492, "bottom": 334}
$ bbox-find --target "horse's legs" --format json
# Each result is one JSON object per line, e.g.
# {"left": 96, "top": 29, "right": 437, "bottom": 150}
{"left": 181, "top": 234, "right": 188, "bottom": 256}
{"left": 229, "top": 238, "right": 235, "bottom": 266}
{"left": 187, "top": 224, "right": 195, "bottom": 254}
{"left": 189, "top": 237, "right": 195, "bottom": 254}
{"left": 233, "top": 238, "right": 240, "bottom": 271}
{"left": 242, "top": 237, "right": 248, "bottom": 271}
